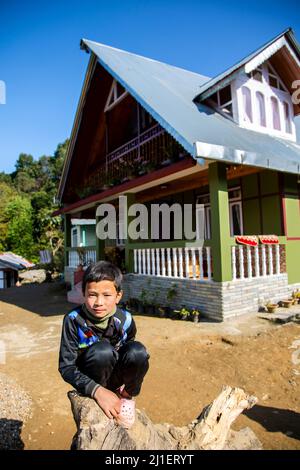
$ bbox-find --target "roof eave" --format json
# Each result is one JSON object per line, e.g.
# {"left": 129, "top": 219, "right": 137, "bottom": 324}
{"left": 194, "top": 140, "right": 300, "bottom": 175}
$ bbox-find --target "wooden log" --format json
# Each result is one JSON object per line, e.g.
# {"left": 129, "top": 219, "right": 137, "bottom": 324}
{"left": 68, "top": 386, "right": 262, "bottom": 450}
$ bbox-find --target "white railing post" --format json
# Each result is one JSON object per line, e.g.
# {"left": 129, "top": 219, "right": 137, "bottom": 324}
{"left": 142, "top": 249, "right": 146, "bottom": 274}
{"left": 254, "top": 245, "right": 259, "bottom": 277}
{"left": 268, "top": 244, "right": 273, "bottom": 275}
{"left": 178, "top": 248, "right": 184, "bottom": 278}
{"left": 156, "top": 248, "right": 161, "bottom": 276}
{"left": 206, "top": 247, "right": 212, "bottom": 281}
{"left": 151, "top": 248, "right": 155, "bottom": 275}
{"left": 161, "top": 248, "right": 166, "bottom": 277}
{"left": 146, "top": 248, "right": 150, "bottom": 275}
{"left": 138, "top": 250, "right": 142, "bottom": 274}
{"left": 167, "top": 248, "right": 172, "bottom": 277}
{"left": 185, "top": 248, "right": 189, "bottom": 278}
{"left": 134, "top": 250, "right": 137, "bottom": 273}
{"left": 172, "top": 248, "right": 178, "bottom": 277}
{"left": 239, "top": 246, "right": 244, "bottom": 280}
{"left": 247, "top": 246, "right": 252, "bottom": 279}
{"left": 262, "top": 245, "right": 267, "bottom": 277}
{"left": 198, "top": 247, "right": 204, "bottom": 280}
{"left": 276, "top": 244, "right": 280, "bottom": 274}
{"left": 191, "top": 247, "right": 197, "bottom": 279}
{"left": 232, "top": 246, "right": 236, "bottom": 280}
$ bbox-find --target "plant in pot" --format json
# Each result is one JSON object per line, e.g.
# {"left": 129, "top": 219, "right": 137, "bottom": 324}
{"left": 281, "top": 299, "right": 293, "bottom": 308}
{"left": 265, "top": 300, "right": 278, "bottom": 314}
{"left": 174, "top": 307, "right": 190, "bottom": 321}
{"left": 190, "top": 307, "right": 201, "bottom": 323}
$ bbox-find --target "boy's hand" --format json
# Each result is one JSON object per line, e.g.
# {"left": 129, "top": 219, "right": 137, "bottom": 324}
{"left": 94, "top": 386, "right": 121, "bottom": 419}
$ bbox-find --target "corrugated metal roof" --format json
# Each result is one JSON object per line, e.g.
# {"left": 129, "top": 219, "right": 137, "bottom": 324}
{"left": 80, "top": 38, "right": 300, "bottom": 175}
{"left": 194, "top": 28, "right": 300, "bottom": 101}
{"left": 0, "top": 252, "right": 34, "bottom": 270}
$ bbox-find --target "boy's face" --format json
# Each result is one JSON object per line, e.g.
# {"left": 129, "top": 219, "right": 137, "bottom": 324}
{"left": 84, "top": 280, "right": 123, "bottom": 318}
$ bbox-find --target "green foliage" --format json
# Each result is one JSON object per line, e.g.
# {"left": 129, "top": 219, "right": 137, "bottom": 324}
{"left": 4, "top": 196, "right": 35, "bottom": 259}
{"left": 0, "top": 140, "right": 68, "bottom": 266}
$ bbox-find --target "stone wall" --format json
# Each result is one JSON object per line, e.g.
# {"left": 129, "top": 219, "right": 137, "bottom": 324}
{"left": 122, "top": 273, "right": 298, "bottom": 321}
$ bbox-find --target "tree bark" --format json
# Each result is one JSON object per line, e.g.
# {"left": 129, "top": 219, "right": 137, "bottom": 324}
{"left": 68, "top": 386, "right": 262, "bottom": 450}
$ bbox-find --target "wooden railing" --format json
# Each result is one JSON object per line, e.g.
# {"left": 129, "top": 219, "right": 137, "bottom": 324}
{"left": 77, "top": 124, "right": 188, "bottom": 197}
{"left": 133, "top": 246, "right": 212, "bottom": 281}
{"left": 231, "top": 244, "right": 286, "bottom": 280}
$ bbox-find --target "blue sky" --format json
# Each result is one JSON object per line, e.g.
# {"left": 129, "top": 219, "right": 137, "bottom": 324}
{"left": 0, "top": 0, "right": 299, "bottom": 173}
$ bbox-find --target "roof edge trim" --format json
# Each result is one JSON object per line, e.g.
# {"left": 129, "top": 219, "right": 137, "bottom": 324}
{"left": 194, "top": 140, "right": 300, "bottom": 175}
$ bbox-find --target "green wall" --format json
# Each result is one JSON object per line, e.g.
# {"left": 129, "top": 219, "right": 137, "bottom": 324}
{"left": 283, "top": 174, "right": 300, "bottom": 284}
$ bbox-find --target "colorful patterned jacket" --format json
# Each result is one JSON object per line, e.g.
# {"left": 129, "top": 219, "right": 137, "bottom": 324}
{"left": 58, "top": 305, "right": 136, "bottom": 397}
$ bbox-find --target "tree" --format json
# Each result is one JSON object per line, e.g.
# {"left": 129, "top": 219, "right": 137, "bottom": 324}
{"left": 0, "top": 182, "right": 16, "bottom": 251}
{"left": 4, "top": 196, "right": 35, "bottom": 260}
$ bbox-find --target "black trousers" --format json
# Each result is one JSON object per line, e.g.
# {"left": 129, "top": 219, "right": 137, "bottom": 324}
{"left": 77, "top": 340, "right": 149, "bottom": 397}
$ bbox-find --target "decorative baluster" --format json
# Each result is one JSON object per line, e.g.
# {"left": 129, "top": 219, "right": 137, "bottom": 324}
{"left": 167, "top": 248, "right": 172, "bottom": 277}
{"left": 161, "top": 248, "right": 166, "bottom": 277}
{"left": 173, "top": 248, "right": 178, "bottom": 277}
{"left": 185, "top": 248, "right": 190, "bottom": 278}
{"left": 276, "top": 244, "right": 280, "bottom": 274}
{"left": 156, "top": 248, "right": 161, "bottom": 276}
{"left": 145, "top": 249, "right": 150, "bottom": 275}
{"left": 151, "top": 248, "right": 155, "bottom": 275}
{"left": 268, "top": 244, "right": 273, "bottom": 275}
{"left": 262, "top": 245, "right": 266, "bottom": 277}
{"left": 239, "top": 246, "right": 244, "bottom": 279}
{"left": 178, "top": 248, "right": 184, "bottom": 278}
{"left": 142, "top": 249, "right": 146, "bottom": 275}
{"left": 206, "top": 247, "right": 212, "bottom": 281}
{"left": 138, "top": 250, "right": 142, "bottom": 274}
{"left": 232, "top": 246, "right": 236, "bottom": 280}
{"left": 191, "top": 248, "right": 196, "bottom": 279}
{"left": 198, "top": 247, "right": 204, "bottom": 280}
{"left": 247, "top": 246, "right": 252, "bottom": 279}
{"left": 254, "top": 245, "right": 259, "bottom": 277}
{"left": 134, "top": 250, "right": 137, "bottom": 273}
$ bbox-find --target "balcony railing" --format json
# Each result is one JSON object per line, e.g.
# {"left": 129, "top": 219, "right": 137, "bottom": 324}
{"left": 133, "top": 246, "right": 212, "bottom": 281}
{"left": 77, "top": 124, "right": 188, "bottom": 198}
{"left": 231, "top": 244, "right": 286, "bottom": 280}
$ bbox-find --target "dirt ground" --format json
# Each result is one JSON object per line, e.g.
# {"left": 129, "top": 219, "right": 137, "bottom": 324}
{"left": 0, "top": 282, "right": 299, "bottom": 450}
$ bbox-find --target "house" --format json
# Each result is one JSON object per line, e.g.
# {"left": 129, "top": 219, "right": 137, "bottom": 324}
{"left": 55, "top": 28, "right": 300, "bottom": 320}
{"left": 0, "top": 252, "right": 34, "bottom": 288}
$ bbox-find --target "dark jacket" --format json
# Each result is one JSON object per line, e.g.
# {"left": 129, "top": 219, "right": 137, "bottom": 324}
{"left": 58, "top": 305, "right": 136, "bottom": 397}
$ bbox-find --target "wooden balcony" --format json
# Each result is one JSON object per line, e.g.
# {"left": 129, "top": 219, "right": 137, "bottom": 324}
{"left": 77, "top": 124, "right": 189, "bottom": 198}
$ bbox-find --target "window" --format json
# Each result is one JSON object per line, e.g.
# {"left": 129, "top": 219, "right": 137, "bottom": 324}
{"left": 196, "top": 195, "right": 211, "bottom": 240}
{"left": 71, "top": 227, "right": 79, "bottom": 247}
{"left": 271, "top": 96, "right": 281, "bottom": 130}
{"left": 267, "top": 66, "right": 286, "bottom": 91}
{"left": 104, "top": 79, "right": 127, "bottom": 112}
{"left": 208, "top": 85, "right": 233, "bottom": 117}
{"left": 229, "top": 202, "right": 243, "bottom": 236}
{"left": 283, "top": 102, "right": 292, "bottom": 134}
{"left": 256, "top": 91, "right": 266, "bottom": 127}
{"left": 250, "top": 68, "right": 263, "bottom": 82}
{"left": 242, "top": 86, "right": 253, "bottom": 123}
{"left": 196, "top": 187, "right": 243, "bottom": 239}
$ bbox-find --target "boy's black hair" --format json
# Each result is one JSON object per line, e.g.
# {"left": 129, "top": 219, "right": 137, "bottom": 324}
{"left": 82, "top": 261, "right": 123, "bottom": 294}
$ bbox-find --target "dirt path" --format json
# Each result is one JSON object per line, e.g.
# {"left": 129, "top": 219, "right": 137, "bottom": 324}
{"left": 0, "top": 283, "right": 299, "bottom": 450}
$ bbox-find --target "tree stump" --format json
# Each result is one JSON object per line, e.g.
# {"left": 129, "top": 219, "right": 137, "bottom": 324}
{"left": 68, "top": 386, "right": 262, "bottom": 450}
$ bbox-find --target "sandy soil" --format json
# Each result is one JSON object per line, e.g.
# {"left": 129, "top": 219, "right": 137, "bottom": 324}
{"left": 0, "top": 282, "right": 299, "bottom": 450}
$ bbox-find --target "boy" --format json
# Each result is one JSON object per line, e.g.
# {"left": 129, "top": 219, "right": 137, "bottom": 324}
{"left": 59, "top": 261, "right": 149, "bottom": 428}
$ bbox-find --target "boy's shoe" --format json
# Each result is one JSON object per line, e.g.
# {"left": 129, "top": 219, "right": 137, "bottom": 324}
{"left": 115, "top": 398, "right": 136, "bottom": 429}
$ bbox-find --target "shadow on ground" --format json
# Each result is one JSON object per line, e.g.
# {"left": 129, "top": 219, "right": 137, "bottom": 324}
{"left": 0, "top": 283, "right": 71, "bottom": 317}
{"left": 0, "top": 419, "right": 24, "bottom": 450}
{"left": 244, "top": 404, "right": 300, "bottom": 441}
